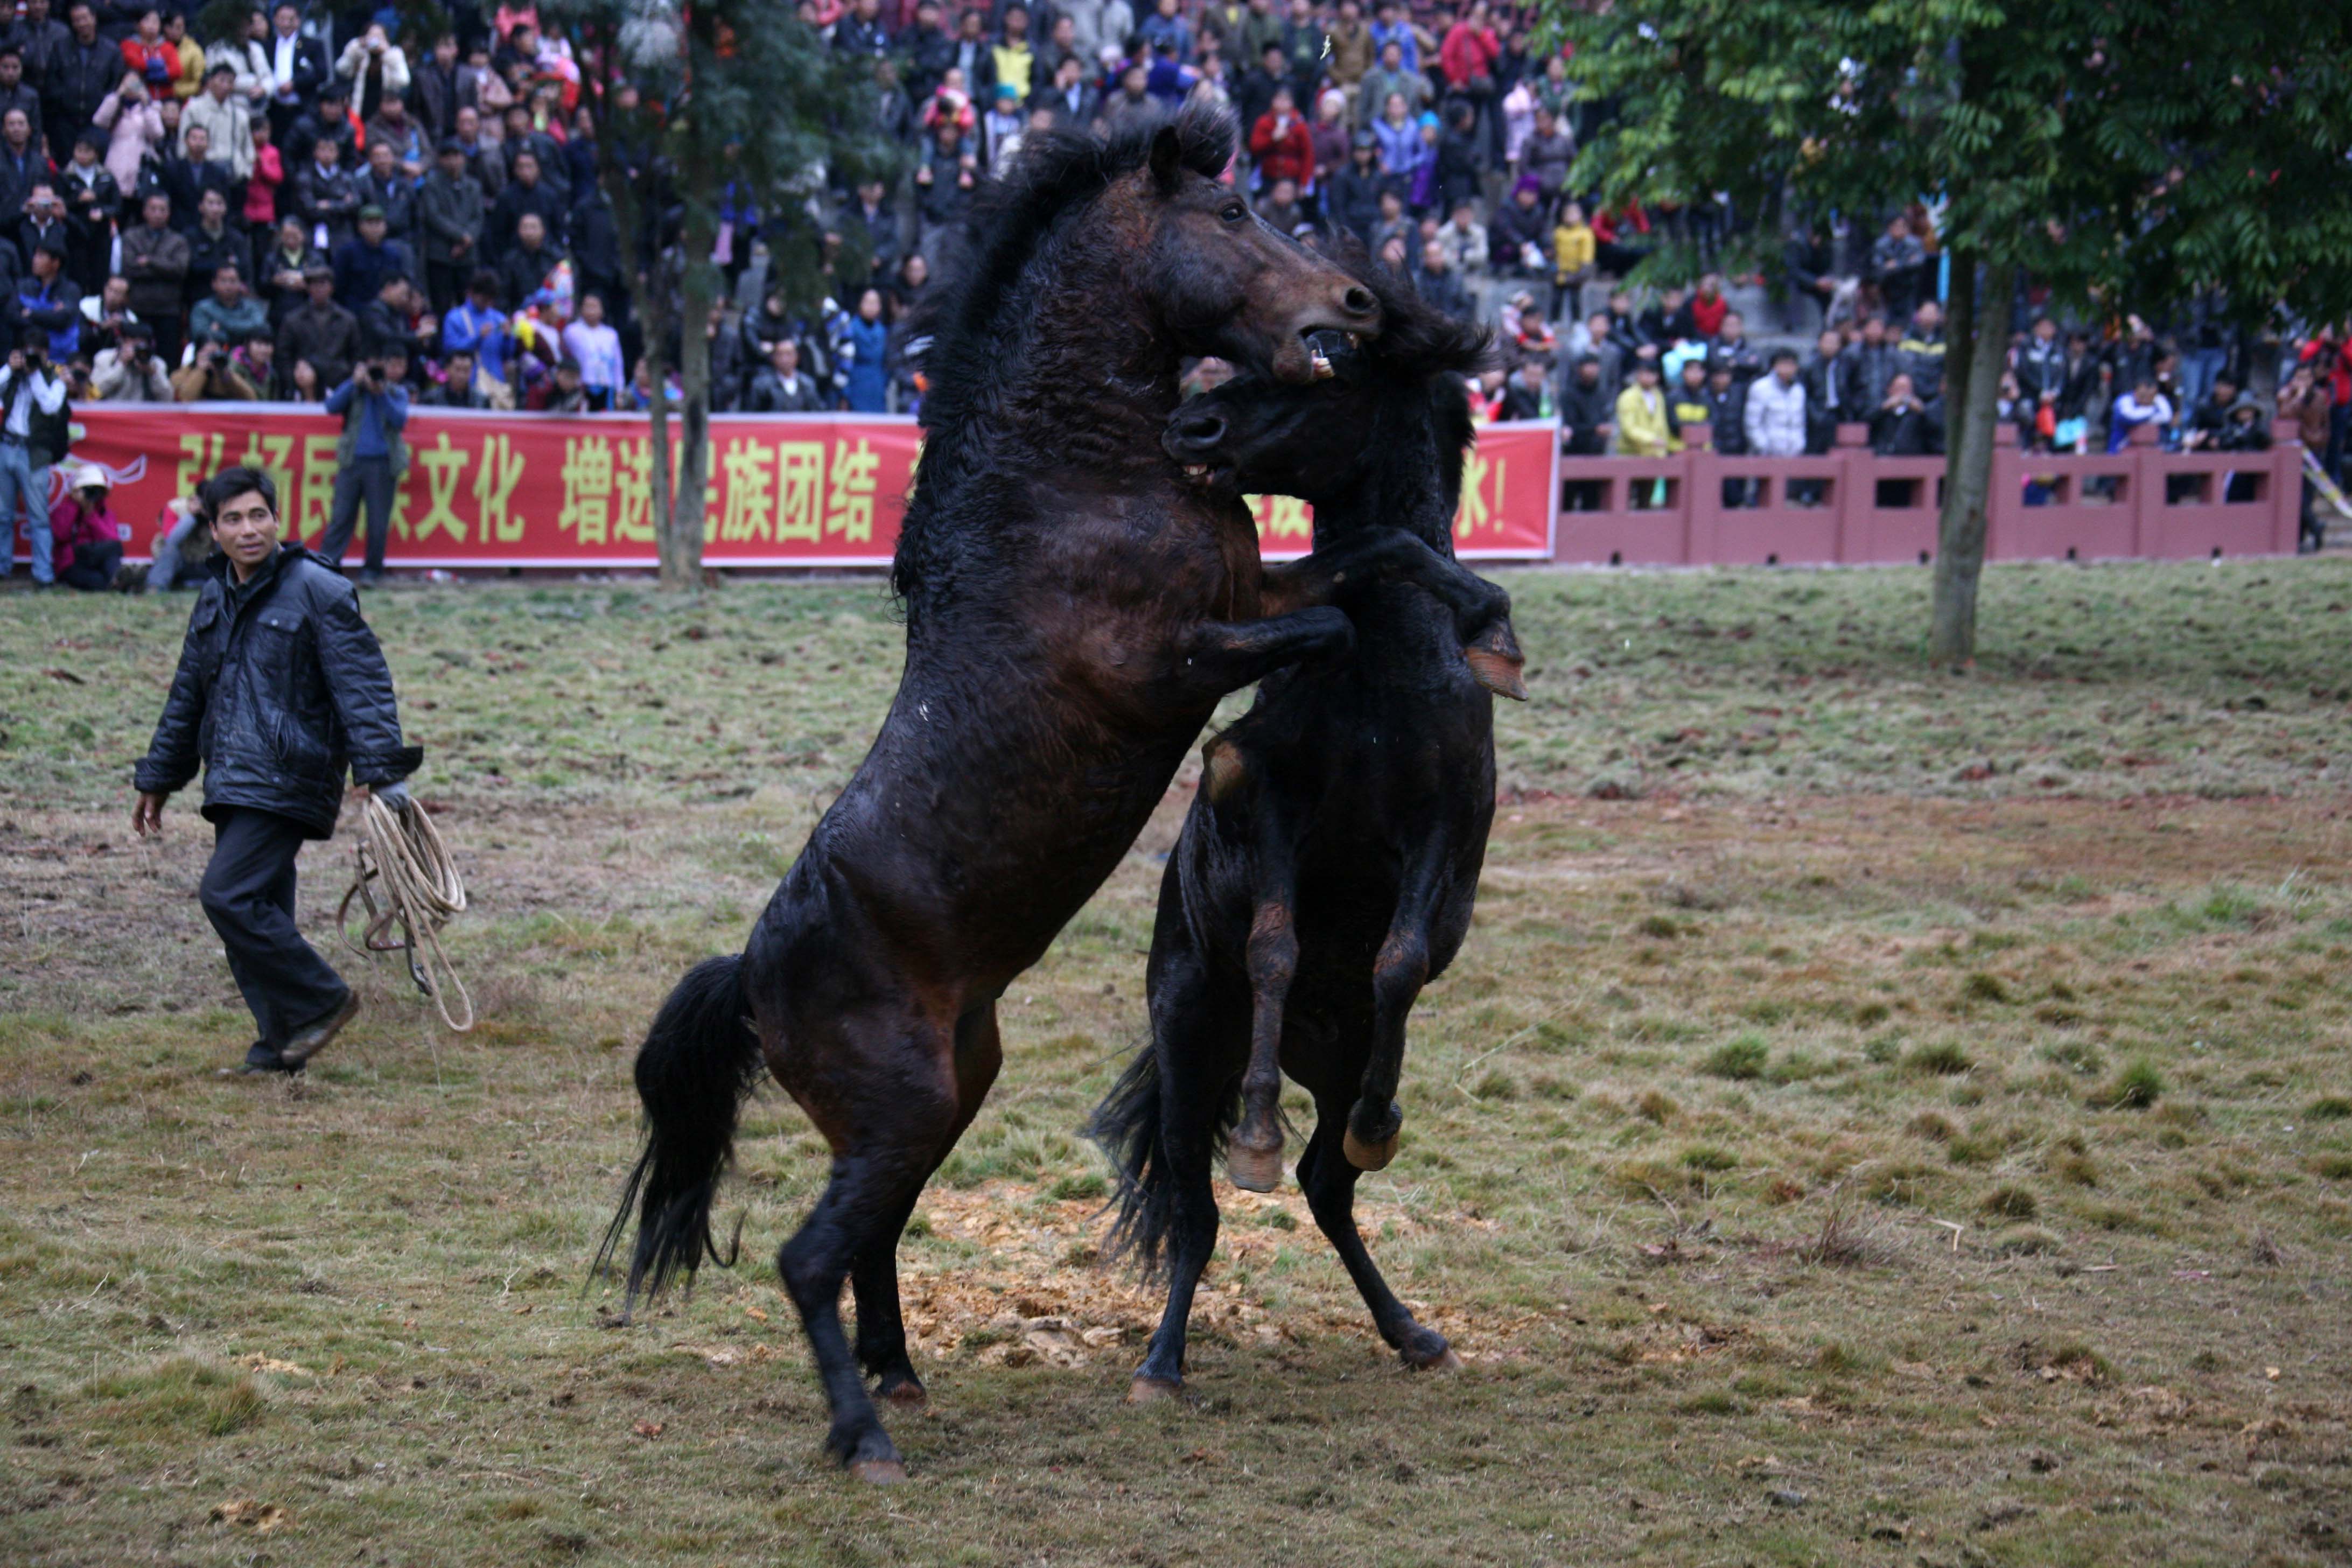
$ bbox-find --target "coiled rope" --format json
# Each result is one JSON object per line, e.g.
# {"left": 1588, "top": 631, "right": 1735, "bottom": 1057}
{"left": 338, "top": 793, "right": 474, "bottom": 1032}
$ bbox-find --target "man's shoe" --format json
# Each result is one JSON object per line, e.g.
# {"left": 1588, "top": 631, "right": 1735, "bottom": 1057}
{"left": 228, "top": 1040, "right": 292, "bottom": 1076}
{"left": 279, "top": 992, "right": 359, "bottom": 1068}
{"left": 359, "top": 570, "right": 384, "bottom": 587}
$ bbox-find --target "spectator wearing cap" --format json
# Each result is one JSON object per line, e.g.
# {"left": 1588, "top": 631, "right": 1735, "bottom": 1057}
{"left": 122, "top": 190, "right": 191, "bottom": 358}
{"left": 275, "top": 260, "right": 356, "bottom": 387}
{"left": 352, "top": 138, "right": 416, "bottom": 244}
{"left": 417, "top": 136, "right": 481, "bottom": 316}
{"left": 292, "top": 130, "right": 358, "bottom": 249}
{"left": 331, "top": 202, "right": 414, "bottom": 312}
{"left": 181, "top": 59, "right": 252, "bottom": 179}
{"left": 182, "top": 186, "right": 250, "bottom": 307}
{"left": 48, "top": 460, "right": 122, "bottom": 590}
{"left": 262, "top": 3, "right": 329, "bottom": 143}
{"left": 55, "top": 132, "right": 115, "bottom": 289}
{"left": 93, "top": 320, "right": 171, "bottom": 400}
{"left": 188, "top": 260, "right": 264, "bottom": 345}
{"left": 0, "top": 48, "right": 43, "bottom": 156}
{"left": 18, "top": 241, "right": 79, "bottom": 360}
{"left": 0, "top": 325, "right": 65, "bottom": 584}
{"left": 320, "top": 341, "right": 409, "bottom": 583}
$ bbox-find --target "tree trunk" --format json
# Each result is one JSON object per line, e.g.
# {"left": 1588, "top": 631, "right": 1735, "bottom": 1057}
{"left": 657, "top": 204, "right": 718, "bottom": 591}
{"left": 1928, "top": 254, "right": 2012, "bottom": 665}
{"left": 646, "top": 296, "right": 677, "bottom": 585}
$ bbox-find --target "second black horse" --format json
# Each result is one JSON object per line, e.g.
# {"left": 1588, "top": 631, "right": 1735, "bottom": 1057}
{"left": 1094, "top": 269, "right": 1511, "bottom": 1397}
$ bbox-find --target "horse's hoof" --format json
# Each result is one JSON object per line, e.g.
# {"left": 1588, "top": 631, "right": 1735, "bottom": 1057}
{"left": 1227, "top": 1140, "right": 1283, "bottom": 1193}
{"left": 1343, "top": 1128, "right": 1399, "bottom": 1171}
{"left": 881, "top": 1380, "right": 929, "bottom": 1412}
{"left": 1404, "top": 1345, "right": 1464, "bottom": 1373}
{"left": 1464, "top": 646, "right": 1529, "bottom": 702}
{"left": 848, "top": 1457, "right": 908, "bottom": 1485}
{"left": 1126, "top": 1376, "right": 1184, "bottom": 1405}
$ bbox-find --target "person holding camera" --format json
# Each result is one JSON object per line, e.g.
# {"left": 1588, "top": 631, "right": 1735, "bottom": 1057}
{"left": 320, "top": 342, "right": 409, "bottom": 584}
{"left": 0, "top": 326, "right": 66, "bottom": 585}
{"left": 48, "top": 461, "right": 123, "bottom": 590}
{"left": 92, "top": 319, "right": 170, "bottom": 399}
{"left": 133, "top": 465, "right": 422, "bottom": 1075}
{"left": 169, "top": 324, "right": 260, "bottom": 400}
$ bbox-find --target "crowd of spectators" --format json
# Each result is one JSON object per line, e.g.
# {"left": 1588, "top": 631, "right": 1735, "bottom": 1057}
{"left": 0, "top": 0, "right": 2341, "bottom": 586}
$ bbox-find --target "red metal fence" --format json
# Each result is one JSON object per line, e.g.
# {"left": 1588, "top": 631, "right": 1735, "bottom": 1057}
{"left": 1551, "top": 421, "right": 2304, "bottom": 566}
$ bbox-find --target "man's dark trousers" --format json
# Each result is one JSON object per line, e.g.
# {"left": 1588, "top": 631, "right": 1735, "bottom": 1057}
{"left": 321, "top": 454, "right": 395, "bottom": 575}
{"left": 198, "top": 808, "right": 349, "bottom": 1048}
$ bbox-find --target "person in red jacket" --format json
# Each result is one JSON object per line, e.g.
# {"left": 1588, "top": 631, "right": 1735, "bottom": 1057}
{"left": 51, "top": 463, "right": 125, "bottom": 590}
{"left": 1248, "top": 86, "right": 1314, "bottom": 193}
{"left": 1686, "top": 271, "right": 1729, "bottom": 341}
{"left": 1438, "top": 2, "right": 1499, "bottom": 93}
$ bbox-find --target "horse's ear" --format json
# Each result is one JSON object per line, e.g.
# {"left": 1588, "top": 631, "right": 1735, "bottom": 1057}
{"left": 1148, "top": 125, "right": 1182, "bottom": 193}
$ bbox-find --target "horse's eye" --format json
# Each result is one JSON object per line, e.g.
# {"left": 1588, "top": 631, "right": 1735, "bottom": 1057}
{"left": 1220, "top": 204, "right": 1247, "bottom": 225}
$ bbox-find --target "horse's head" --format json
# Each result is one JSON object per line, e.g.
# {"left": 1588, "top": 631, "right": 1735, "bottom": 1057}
{"left": 1129, "top": 121, "right": 1381, "bottom": 384}
{"left": 1163, "top": 256, "right": 1489, "bottom": 504}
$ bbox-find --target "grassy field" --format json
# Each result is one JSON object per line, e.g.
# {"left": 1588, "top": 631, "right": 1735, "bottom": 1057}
{"left": 2, "top": 558, "right": 2349, "bottom": 1566}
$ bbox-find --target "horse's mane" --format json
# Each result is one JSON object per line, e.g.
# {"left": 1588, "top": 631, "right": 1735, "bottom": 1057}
{"left": 893, "top": 106, "right": 1235, "bottom": 607}
{"left": 1343, "top": 251, "right": 1491, "bottom": 544}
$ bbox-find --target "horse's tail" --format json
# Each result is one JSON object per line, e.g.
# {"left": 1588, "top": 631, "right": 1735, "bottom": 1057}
{"left": 1089, "top": 1042, "right": 1239, "bottom": 1278}
{"left": 595, "top": 955, "right": 762, "bottom": 1307}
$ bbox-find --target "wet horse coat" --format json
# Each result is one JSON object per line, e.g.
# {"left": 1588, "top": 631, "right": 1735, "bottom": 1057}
{"left": 597, "top": 115, "right": 1506, "bottom": 1480}
{"left": 1094, "top": 278, "right": 1510, "bottom": 1395}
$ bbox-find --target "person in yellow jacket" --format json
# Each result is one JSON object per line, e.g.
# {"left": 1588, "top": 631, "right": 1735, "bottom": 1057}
{"left": 1552, "top": 200, "right": 1595, "bottom": 321}
{"left": 1614, "top": 358, "right": 1672, "bottom": 456}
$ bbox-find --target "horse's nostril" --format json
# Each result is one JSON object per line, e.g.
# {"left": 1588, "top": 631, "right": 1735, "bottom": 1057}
{"left": 1178, "top": 414, "right": 1226, "bottom": 448}
{"left": 1340, "top": 286, "right": 1376, "bottom": 317}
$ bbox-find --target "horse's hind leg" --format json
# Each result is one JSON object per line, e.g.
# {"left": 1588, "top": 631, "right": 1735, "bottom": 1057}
{"left": 1131, "top": 946, "right": 1228, "bottom": 1401}
{"left": 849, "top": 1003, "right": 1003, "bottom": 1411}
{"left": 1345, "top": 848, "right": 1457, "bottom": 1172}
{"left": 1229, "top": 863, "right": 1300, "bottom": 1193}
{"left": 776, "top": 1016, "right": 961, "bottom": 1481}
{"left": 1298, "top": 1097, "right": 1460, "bottom": 1371}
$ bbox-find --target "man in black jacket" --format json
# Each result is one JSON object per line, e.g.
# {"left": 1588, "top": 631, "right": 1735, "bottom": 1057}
{"left": 132, "top": 466, "right": 421, "bottom": 1075}
{"left": 1798, "top": 327, "right": 1858, "bottom": 455}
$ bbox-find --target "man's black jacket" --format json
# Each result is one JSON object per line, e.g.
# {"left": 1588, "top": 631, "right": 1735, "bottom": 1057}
{"left": 134, "top": 544, "right": 421, "bottom": 839}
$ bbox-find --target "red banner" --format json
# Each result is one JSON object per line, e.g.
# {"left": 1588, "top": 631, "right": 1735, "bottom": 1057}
{"left": 42, "top": 405, "right": 1556, "bottom": 567}
{"left": 1251, "top": 417, "right": 1558, "bottom": 561}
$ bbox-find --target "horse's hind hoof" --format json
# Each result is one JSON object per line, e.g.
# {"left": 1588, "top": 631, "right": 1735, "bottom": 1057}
{"left": 1399, "top": 1328, "right": 1461, "bottom": 1371}
{"left": 881, "top": 1380, "right": 929, "bottom": 1412}
{"left": 1126, "top": 1376, "right": 1184, "bottom": 1405}
{"left": 1227, "top": 1140, "right": 1284, "bottom": 1193}
{"left": 848, "top": 1458, "right": 908, "bottom": 1485}
{"left": 1464, "top": 644, "right": 1529, "bottom": 702}
{"left": 1342, "top": 1128, "right": 1399, "bottom": 1172}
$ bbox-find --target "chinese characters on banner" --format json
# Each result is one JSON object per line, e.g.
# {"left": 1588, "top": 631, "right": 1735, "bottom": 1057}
{"left": 1244, "top": 418, "right": 1557, "bottom": 559}
{"left": 63, "top": 409, "right": 1553, "bottom": 566}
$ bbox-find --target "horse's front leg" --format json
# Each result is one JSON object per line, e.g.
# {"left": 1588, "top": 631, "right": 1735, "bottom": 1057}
{"left": 1261, "top": 530, "right": 1526, "bottom": 700}
{"left": 1164, "top": 607, "right": 1355, "bottom": 705}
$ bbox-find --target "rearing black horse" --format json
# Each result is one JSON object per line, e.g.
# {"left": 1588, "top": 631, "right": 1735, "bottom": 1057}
{"left": 597, "top": 113, "right": 1509, "bottom": 1482}
{"left": 1094, "top": 265, "right": 1507, "bottom": 1397}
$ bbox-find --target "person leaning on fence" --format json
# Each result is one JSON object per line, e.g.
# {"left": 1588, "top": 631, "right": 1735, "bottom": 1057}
{"left": 132, "top": 465, "right": 421, "bottom": 1077}
{"left": 319, "top": 342, "right": 410, "bottom": 585}
{"left": 0, "top": 323, "right": 67, "bottom": 585}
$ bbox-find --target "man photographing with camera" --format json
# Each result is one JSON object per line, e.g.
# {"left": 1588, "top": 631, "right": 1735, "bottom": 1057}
{"left": 0, "top": 325, "right": 66, "bottom": 585}
{"left": 132, "top": 466, "right": 422, "bottom": 1075}
{"left": 320, "top": 344, "right": 409, "bottom": 585}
